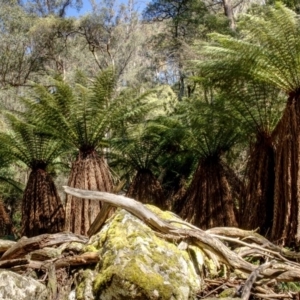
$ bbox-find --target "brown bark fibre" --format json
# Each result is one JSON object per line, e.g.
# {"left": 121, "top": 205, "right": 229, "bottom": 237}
{"left": 64, "top": 150, "right": 113, "bottom": 235}
{"left": 241, "top": 132, "right": 275, "bottom": 235}
{"left": 126, "top": 168, "right": 167, "bottom": 210}
{"left": 21, "top": 169, "right": 65, "bottom": 237}
{"left": 0, "top": 199, "right": 12, "bottom": 236}
{"left": 271, "top": 94, "right": 300, "bottom": 245}
{"left": 177, "top": 157, "right": 238, "bottom": 229}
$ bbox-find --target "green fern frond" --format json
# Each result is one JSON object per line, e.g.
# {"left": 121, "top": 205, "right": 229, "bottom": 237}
{"left": 200, "top": 4, "right": 300, "bottom": 94}
{"left": 19, "top": 69, "right": 119, "bottom": 153}
{"left": 0, "top": 113, "right": 66, "bottom": 169}
{"left": 178, "top": 96, "right": 241, "bottom": 158}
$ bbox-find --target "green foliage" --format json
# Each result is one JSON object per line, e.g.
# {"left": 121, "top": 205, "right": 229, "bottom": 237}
{"left": 221, "top": 80, "right": 286, "bottom": 138}
{"left": 110, "top": 85, "right": 177, "bottom": 177}
{"left": 276, "top": 281, "right": 300, "bottom": 293}
{"left": 0, "top": 113, "right": 67, "bottom": 170}
{"left": 177, "top": 95, "right": 241, "bottom": 159}
{"left": 22, "top": 0, "right": 82, "bottom": 17}
{"left": 21, "top": 69, "right": 117, "bottom": 154}
{"left": 200, "top": 4, "right": 300, "bottom": 94}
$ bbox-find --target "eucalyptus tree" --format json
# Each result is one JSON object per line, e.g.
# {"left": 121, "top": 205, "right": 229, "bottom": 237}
{"left": 78, "top": 0, "right": 145, "bottom": 83}
{"left": 21, "top": 0, "right": 82, "bottom": 17}
{"left": 0, "top": 0, "right": 81, "bottom": 93}
{"left": 0, "top": 1, "right": 40, "bottom": 88}
{"left": 0, "top": 114, "right": 66, "bottom": 237}
{"left": 22, "top": 69, "right": 117, "bottom": 235}
{"left": 199, "top": 5, "right": 300, "bottom": 245}
{"left": 175, "top": 96, "right": 241, "bottom": 229}
{"left": 142, "top": 0, "right": 235, "bottom": 100}
{"left": 28, "top": 16, "right": 77, "bottom": 77}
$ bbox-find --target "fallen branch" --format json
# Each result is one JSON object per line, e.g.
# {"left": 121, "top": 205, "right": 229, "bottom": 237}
{"left": 61, "top": 186, "right": 300, "bottom": 299}
{"left": 241, "top": 261, "right": 274, "bottom": 300}
{"left": 0, "top": 240, "right": 16, "bottom": 254}
{"left": 63, "top": 186, "right": 254, "bottom": 273}
{"left": 0, "top": 232, "right": 88, "bottom": 261}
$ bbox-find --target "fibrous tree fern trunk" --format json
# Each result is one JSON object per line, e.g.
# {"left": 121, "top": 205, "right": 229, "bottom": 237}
{"left": 241, "top": 133, "right": 275, "bottom": 236}
{"left": 0, "top": 200, "right": 12, "bottom": 236}
{"left": 272, "top": 93, "right": 300, "bottom": 245}
{"left": 22, "top": 168, "right": 65, "bottom": 237}
{"left": 126, "top": 168, "right": 166, "bottom": 210}
{"left": 65, "top": 149, "right": 113, "bottom": 235}
{"left": 177, "top": 157, "right": 238, "bottom": 229}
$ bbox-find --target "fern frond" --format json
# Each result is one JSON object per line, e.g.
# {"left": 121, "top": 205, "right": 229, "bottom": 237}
{"left": 0, "top": 113, "right": 66, "bottom": 169}
{"left": 200, "top": 4, "right": 300, "bottom": 94}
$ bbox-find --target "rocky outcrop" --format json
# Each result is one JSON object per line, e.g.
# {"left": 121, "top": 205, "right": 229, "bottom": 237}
{"left": 0, "top": 269, "right": 48, "bottom": 300}
{"left": 78, "top": 207, "right": 201, "bottom": 300}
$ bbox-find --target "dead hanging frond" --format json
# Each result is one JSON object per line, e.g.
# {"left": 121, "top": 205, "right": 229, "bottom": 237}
{"left": 223, "top": 81, "right": 285, "bottom": 235}
{"left": 271, "top": 94, "right": 300, "bottom": 245}
{"left": 126, "top": 168, "right": 166, "bottom": 210}
{"left": 240, "top": 131, "right": 275, "bottom": 236}
{"left": 177, "top": 156, "right": 238, "bottom": 229}
{"left": 22, "top": 169, "right": 65, "bottom": 237}
{"left": 174, "top": 95, "right": 241, "bottom": 229}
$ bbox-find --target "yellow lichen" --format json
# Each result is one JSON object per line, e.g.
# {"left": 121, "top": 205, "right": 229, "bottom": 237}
{"left": 85, "top": 209, "right": 200, "bottom": 299}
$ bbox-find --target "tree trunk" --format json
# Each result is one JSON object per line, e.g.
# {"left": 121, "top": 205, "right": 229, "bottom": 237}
{"left": 126, "top": 168, "right": 167, "bottom": 210}
{"left": 64, "top": 150, "right": 113, "bottom": 235}
{"left": 176, "top": 157, "right": 238, "bottom": 229}
{"left": 0, "top": 200, "right": 12, "bottom": 236}
{"left": 21, "top": 169, "right": 65, "bottom": 237}
{"left": 241, "top": 132, "right": 275, "bottom": 236}
{"left": 222, "top": 0, "right": 235, "bottom": 30}
{"left": 271, "top": 93, "right": 300, "bottom": 245}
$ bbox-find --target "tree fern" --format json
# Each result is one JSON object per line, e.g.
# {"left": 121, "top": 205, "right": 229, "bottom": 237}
{"left": 196, "top": 4, "right": 300, "bottom": 244}
{"left": 110, "top": 86, "right": 177, "bottom": 209}
{"left": 0, "top": 112, "right": 65, "bottom": 237}
{"left": 200, "top": 4, "right": 300, "bottom": 93}
{"left": 172, "top": 95, "right": 241, "bottom": 228}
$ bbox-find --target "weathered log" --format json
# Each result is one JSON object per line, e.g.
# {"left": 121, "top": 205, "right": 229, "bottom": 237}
{"left": 51, "top": 251, "right": 100, "bottom": 269}
{"left": 207, "top": 227, "right": 300, "bottom": 260}
{"left": 8, "top": 252, "right": 100, "bottom": 273}
{"left": 0, "top": 258, "right": 28, "bottom": 268}
{"left": 63, "top": 186, "right": 255, "bottom": 274}
{"left": 241, "top": 261, "right": 274, "bottom": 300}
{"left": 0, "top": 232, "right": 88, "bottom": 261}
{"left": 0, "top": 239, "right": 16, "bottom": 254}
{"left": 29, "top": 247, "right": 61, "bottom": 261}
{"left": 61, "top": 185, "right": 300, "bottom": 299}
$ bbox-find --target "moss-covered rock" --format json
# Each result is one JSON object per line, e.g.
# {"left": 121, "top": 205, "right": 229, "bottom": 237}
{"left": 80, "top": 208, "right": 201, "bottom": 300}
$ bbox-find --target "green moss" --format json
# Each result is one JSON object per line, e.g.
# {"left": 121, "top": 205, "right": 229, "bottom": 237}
{"left": 93, "top": 259, "right": 174, "bottom": 299}
{"left": 83, "top": 245, "right": 98, "bottom": 253}
{"left": 204, "top": 257, "right": 219, "bottom": 277}
{"left": 219, "top": 288, "right": 236, "bottom": 298}
{"left": 75, "top": 270, "right": 94, "bottom": 300}
{"left": 93, "top": 267, "right": 115, "bottom": 292}
{"left": 86, "top": 209, "right": 200, "bottom": 299}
